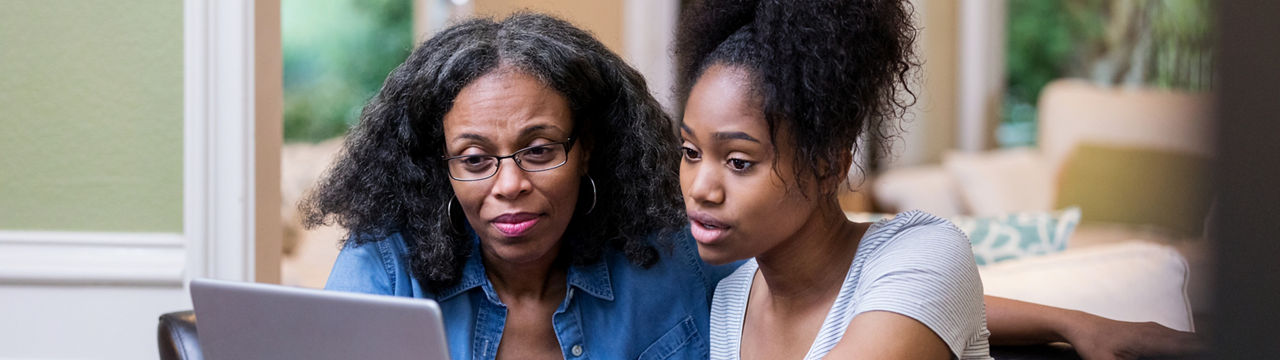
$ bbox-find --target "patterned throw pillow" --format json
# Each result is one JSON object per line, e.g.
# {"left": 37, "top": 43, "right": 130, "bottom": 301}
{"left": 845, "top": 207, "right": 1081, "bottom": 266}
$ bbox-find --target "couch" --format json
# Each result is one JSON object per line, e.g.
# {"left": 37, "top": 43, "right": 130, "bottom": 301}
{"left": 871, "top": 79, "right": 1213, "bottom": 332}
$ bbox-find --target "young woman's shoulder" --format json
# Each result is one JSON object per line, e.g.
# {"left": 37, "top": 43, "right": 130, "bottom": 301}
{"left": 851, "top": 210, "right": 983, "bottom": 315}
{"left": 857, "top": 210, "right": 974, "bottom": 268}
{"left": 842, "top": 210, "right": 992, "bottom": 359}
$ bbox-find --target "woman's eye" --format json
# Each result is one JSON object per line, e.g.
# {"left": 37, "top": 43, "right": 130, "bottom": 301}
{"left": 680, "top": 146, "right": 701, "bottom": 161}
{"left": 463, "top": 156, "right": 487, "bottom": 165}
{"left": 463, "top": 156, "right": 495, "bottom": 170}
{"left": 518, "top": 145, "right": 560, "bottom": 165}
{"left": 727, "top": 158, "right": 753, "bottom": 171}
{"left": 523, "top": 146, "right": 553, "bottom": 160}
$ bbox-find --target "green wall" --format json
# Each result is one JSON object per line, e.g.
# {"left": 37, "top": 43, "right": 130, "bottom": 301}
{"left": 0, "top": 0, "right": 184, "bottom": 232}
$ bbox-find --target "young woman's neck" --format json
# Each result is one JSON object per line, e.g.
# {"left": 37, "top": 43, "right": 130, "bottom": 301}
{"left": 754, "top": 199, "right": 867, "bottom": 311}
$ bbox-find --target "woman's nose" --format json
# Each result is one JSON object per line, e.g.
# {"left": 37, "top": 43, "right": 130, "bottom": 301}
{"left": 491, "top": 158, "right": 532, "bottom": 199}
{"left": 687, "top": 164, "right": 724, "bottom": 205}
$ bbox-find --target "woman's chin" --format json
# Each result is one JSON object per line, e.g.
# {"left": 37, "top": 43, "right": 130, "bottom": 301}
{"left": 696, "top": 243, "right": 748, "bottom": 265}
{"left": 480, "top": 234, "right": 559, "bottom": 265}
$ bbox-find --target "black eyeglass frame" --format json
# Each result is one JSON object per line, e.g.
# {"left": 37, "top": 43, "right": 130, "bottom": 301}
{"left": 441, "top": 137, "right": 576, "bottom": 181}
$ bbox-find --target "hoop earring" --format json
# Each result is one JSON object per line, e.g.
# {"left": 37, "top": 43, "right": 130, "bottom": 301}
{"left": 443, "top": 196, "right": 464, "bottom": 234}
{"left": 584, "top": 175, "right": 597, "bottom": 215}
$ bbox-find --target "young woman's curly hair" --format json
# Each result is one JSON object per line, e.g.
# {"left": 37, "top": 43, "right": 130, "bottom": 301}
{"left": 675, "top": 0, "right": 919, "bottom": 194}
{"left": 301, "top": 13, "right": 685, "bottom": 291}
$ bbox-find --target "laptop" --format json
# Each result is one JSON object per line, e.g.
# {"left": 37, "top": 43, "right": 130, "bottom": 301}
{"left": 190, "top": 278, "right": 450, "bottom": 360}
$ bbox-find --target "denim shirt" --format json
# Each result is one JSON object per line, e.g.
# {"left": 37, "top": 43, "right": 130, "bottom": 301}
{"left": 325, "top": 229, "right": 738, "bottom": 360}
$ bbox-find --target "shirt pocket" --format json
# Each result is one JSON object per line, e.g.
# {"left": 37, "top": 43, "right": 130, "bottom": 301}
{"left": 637, "top": 315, "right": 701, "bottom": 360}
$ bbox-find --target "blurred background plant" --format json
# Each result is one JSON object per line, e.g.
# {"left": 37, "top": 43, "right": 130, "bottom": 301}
{"left": 283, "top": 0, "right": 412, "bottom": 143}
{"left": 1001, "top": 0, "right": 1213, "bottom": 147}
{"left": 279, "top": 0, "right": 412, "bottom": 285}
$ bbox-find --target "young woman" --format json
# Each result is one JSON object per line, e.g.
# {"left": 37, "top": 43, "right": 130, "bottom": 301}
{"left": 674, "top": 0, "right": 1200, "bottom": 359}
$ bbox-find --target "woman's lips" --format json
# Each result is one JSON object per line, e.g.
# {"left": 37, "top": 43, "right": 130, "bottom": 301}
{"left": 688, "top": 212, "right": 730, "bottom": 245}
{"left": 492, "top": 212, "right": 540, "bottom": 237}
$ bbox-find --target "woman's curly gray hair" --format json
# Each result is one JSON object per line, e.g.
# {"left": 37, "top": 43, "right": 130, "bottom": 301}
{"left": 301, "top": 13, "right": 685, "bottom": 291}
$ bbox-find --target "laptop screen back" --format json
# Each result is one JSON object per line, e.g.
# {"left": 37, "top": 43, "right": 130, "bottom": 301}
{"left": 190, "top": 278, "right": 450, "bottom": 360}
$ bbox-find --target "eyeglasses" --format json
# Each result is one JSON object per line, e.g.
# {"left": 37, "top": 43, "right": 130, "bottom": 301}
{"left": 442, "top": 138, "right": 576, "bottom": 181}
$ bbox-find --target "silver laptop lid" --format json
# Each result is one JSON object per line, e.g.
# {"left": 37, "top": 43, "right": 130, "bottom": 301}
{"left": 190, "top": 278, "right": 450, "bottom": 360}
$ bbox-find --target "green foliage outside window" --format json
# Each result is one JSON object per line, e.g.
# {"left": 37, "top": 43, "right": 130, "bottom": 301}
{"left": 1002, "top": 0, "right": 1213, "bottom": 147}
{"left": 283, "top": 0, "right": 412, "bottom": 143}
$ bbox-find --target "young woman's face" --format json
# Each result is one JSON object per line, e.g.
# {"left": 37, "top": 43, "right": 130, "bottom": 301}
{"left": 680, "top": 64, "right": 820, "bottom": 265}
{"left": 442, "top": 69, "right": 586, "bottom": 266}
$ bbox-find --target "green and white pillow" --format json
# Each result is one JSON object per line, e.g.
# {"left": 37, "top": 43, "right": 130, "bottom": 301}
{"left": 846, "top": 207, "right": 1081, "bottom": 266}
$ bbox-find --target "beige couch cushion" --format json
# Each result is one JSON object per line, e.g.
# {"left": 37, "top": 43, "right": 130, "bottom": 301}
{"left": 1037, "top": 79, "right": 1213, "bottom": 171}
{"left": 871, "top": 165, "right": 965, "bottom": 216}
{"left": 979, "top": 241, "right": 1195, "bottom": 332}
{"left": 943, "top": 148, "right": 1055, "bottom": 215}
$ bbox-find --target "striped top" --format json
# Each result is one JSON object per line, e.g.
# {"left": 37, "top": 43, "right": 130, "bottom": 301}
{"left": 710, "top": 211, "right": 992, "bottom": 359}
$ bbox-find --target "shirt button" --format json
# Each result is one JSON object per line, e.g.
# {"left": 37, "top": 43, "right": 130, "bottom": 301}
{"left": 571, "top": 344, "right": 584, "bottom": 357}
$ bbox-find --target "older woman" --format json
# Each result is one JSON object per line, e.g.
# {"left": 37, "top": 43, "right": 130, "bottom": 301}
{"left": 304, "top": 13, "right": 728, "bottom": 359}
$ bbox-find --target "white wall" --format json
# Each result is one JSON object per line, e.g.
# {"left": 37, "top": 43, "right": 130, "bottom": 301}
{"left": 0, "top": 285, "right": 192, "bottom": 359}
{"left": 890, "top": 0, "right": 960, "bottom": 168}
{"left": 0, "top": 1, "right": 271, "bottom": 358}
{"left": 885, "top": 0, "right": 1005, "bottom": 169}
{"left": 623, "top": 0, "right": 680, "bottom": 113}
{"left": 955, "top": 0, "right": 1006, "bottom": 152}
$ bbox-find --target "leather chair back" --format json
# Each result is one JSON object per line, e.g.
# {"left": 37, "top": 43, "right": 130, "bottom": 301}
{"left": 157, "top": 310, "right": 202, "bottom": 360}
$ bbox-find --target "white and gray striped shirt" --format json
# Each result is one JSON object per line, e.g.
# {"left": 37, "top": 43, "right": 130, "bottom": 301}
{"left": 710, "top": 210, "right": 992, "bottom": 359}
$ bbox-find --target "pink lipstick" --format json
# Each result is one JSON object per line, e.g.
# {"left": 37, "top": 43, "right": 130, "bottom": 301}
{"left": 492, "top": 212, "right": 540, "bottom": 237}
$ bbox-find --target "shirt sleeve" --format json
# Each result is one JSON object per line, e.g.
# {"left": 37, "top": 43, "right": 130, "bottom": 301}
{"left": 324, "top": 238, "right": 395, "bottom": 295}
{"left": 851, "top": 221, "right": 988, "bottom": 358}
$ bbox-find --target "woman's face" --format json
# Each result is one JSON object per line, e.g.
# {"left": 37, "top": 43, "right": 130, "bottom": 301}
{"left": 442, "top": 69, "right": 586, "bottom": 267}
{"left": 680, "top": 64, "right": 820, "bottom": 265}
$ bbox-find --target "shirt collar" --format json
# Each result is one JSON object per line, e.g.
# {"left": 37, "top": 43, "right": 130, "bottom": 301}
{"left": 434, "top": 236, "right": 490, "bottom": 302}
{"left": 566, "top": 254, "right": 614, "bottom": 301}
{"left": 434, "top": 233, "right": 615, "bottom": 302}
